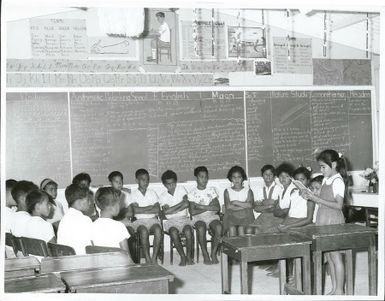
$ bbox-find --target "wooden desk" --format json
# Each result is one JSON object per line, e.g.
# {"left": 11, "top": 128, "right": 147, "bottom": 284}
{"left": 5, "top": 257, "right": 40, "bottom": 278}
{"left": 221, "top": 233, "right": 312, "bottom": 295}
{"left": 290, "top": 224, "right": 377, "bottom": 295}
{"left": 40, "top": 252, "right": 132, "bottom": 273}
{"left": 61, "top": 264, "right": 174, "bottom": 293}
{"left": 5, "top": 274, "right": 66, "bottom": 293}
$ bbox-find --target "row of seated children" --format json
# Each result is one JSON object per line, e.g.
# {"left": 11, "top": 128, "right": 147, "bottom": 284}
{"left": 4, "top": 149, "right": 347, "bottom": 293}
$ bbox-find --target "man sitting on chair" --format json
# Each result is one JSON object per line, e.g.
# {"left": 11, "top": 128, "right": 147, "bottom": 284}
{"left": 147, "top": 12, "right": 170, "bottom": 62}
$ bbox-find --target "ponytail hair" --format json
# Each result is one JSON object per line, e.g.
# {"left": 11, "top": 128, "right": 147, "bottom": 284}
{"left": 316, "top": 149, "right": 348, "bottom": 199}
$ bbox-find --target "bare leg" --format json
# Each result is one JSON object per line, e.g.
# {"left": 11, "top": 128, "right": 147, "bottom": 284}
{"left": 330, "top": 251, "right": 345, "bottom": 295}
{"left": 209, "top": 220, "right": 223, "bottom": 264}
{"left": 169, "top": 227, "right": 186, "bottom": 266}
{"left": 238, "top": 226, "right": 245, "bottom": 236}
{"left": 326, "top": 253, "right": 336, "bottom": 295}
{"left": 183, "top": 225, "right": 194, "bottom": 265}
{"left": 137, "top": 225, "right": 151, "bottom": 263}
{"left": 228, "top": 226, "right": 237, "bottom": 237}
{"left": 195, "top": 221, "right": 211, "bottom": 264}
{"left": 150, "top": 223, "right": 163, "bottom": 264}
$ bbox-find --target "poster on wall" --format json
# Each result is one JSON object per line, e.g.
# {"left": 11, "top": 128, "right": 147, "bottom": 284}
{"left": 142, "top": 9, "right": 177, "bottom": 66}
{"left": 180, "top": 20, "right": 227, "bottom": 60}
{"left": 89, "top": 37, "right": 138, "bottom": 59}
{"left": 273, "top": 37, "right": 313, "bottom": 74}
{"left": 30, "top": 18, "right": 88, "bottom": 58}
{"left": 227, "top": 26, "right": 267, "bottom": 59}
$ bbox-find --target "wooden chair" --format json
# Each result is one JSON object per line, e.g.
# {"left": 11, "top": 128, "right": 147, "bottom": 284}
{"left": 86, "top": 245, "right": 127, "bottom": 254}
{"left": 5, "top": 233, "right": 18, "bottom": 255}
{"left": 156, "top": 29, "right": 172, "bottom": 63}
{"left": 48, "top": 242, "right": 76, "bottom": 257}
{"left": 19, "top": 237, "right": 49, "bottom": 257}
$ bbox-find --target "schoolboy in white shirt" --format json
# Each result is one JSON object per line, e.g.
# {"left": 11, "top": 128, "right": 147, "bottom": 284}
{"left": 57, "top": 184, "right": 92, "bottom": 255}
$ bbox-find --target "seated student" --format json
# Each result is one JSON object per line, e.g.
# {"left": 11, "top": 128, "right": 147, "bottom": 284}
{"left": 57, "top": 184, "right": 92, "bottom": 255}
{"left": 188, "top": 166, "right": 222, "bottom": 265}
{"left": 223, "top": 165, "right": 255, "bottom": 237}
{"left": 92, "top": 187, "right": 133, "bottom": 260}
{"left": 276, "top": 166, "right": 314, "bottom": 231}
{"left": 9, "top": 181, "right": 39, "bottom": 237}
{"left": 108, "top": 171, "right": 133, "bottom": 224}
{"left": 159, "top": 170, "right": 194, "bottom": 266}
{"left": 72, "top": 172, "right": 99, "bottom": 221}
{"left": 40, "top": 178, "right": 64, "bottom": 231}
{"left": 4, "top": 179, "right": 18, "bottom": 233}
{"left": 249, "top": 165, "right": 283, "bottom": 234}
{"left": 25, "top": 190, "right": 56, "bottom": 243}
{"left": 130, "top": 168, "right": 162, "bottom": 264}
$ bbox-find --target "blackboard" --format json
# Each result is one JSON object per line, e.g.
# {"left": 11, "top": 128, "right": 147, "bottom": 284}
{"left": 6, "top": 89, "right": 373, "bottom": 187}
{"left": 6, "top": 92, "right": 71, "bottom": 185}
{"left": 69, "top": 91, "right": 246, "bottom": 184}
{"left": 246, "top": 90, "right": 373, "bottom": 176}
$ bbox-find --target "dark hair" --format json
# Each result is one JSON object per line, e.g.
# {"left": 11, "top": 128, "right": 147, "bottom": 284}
{"left": 95, "top": 187, "right": 119, "bottom": 210}
{"left": 316, "top": 149, "right": 348, "bottom": 198}
{"left": 261, "top": 164, "right": 275, "bottom": 175}
{"left": 156, "top": 12, "right": 165, "bottom": 18}
{"left": 161, "top": 170, "right": 177, "bottom": 184}
{"left": 72, "top": 173, "right": 91, "bottom": 185}
{"left": 294, "top": 167, "right": 311, "bottom": 180}
{"left": 276, "top": 163, "right": 295, "bottom": 177}
{"left": 108, "top": 171, "right": 123, "bottom": 182}
{"left": 227, "top": 165, "right": 247, "bottom": 182}
{"left": 26, "top": 190, "right": 50, "bottom": 214}
{"left": 310, "top": 175, "right": 324, "bottom": 185}
{"left": 65, "top": 184, "right": 89, "bottom": 207}
{"left": 6, "top": 179, "right": 17, "bottom": 191}
{"left": 11, "top": 181, "right": 38, "bottom": 204}
{"left": 135, "top": 168, "right": 149, "bottom": 178}
{"left": 194, "top": 166, "right": 208, "bottom": 177}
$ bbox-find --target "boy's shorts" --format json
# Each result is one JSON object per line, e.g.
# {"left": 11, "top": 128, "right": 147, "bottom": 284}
{"left": 163, "top": 217, "right": 194, "bottom": 232}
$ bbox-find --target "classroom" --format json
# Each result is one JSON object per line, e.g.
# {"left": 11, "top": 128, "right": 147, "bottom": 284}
{"left": 1, "top": 0, "right": 383, "bottom": 299}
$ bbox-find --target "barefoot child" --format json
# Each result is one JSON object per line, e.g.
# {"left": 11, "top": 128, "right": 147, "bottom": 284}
{"left": 130, "top": 169, "right": 163, "bottom": 264}
{"left": 301, "top": 149, "right": 347, "bottom": 295}
{"left": 108, "top": 171, "right": 133, "bottom": 225}
{"left": 188, "top": 166, "right": 222, "bottom": 264}
{"left": 40, "top": 178, "right": 64, "bottom": 232}
{"left": 160, "top": 170, "right": 194, "bottom": 266}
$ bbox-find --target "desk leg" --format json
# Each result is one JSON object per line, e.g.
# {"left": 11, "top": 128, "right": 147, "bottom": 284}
{"left": 294, "top": 257, "right": 302, "bottom": 292}
{"left": 345, "top": 249, "right": 353, "bottom": 295}
{"left": 368, "top": 235, "right": 377, "bottom": 296}
{"left": 303, "top": 253, "right": 311, "bottom": 295}
{"left": 240, "top": 259, "right": 248, "bottom": 294}
{"left": 221, "top": 250, "right": 229, "bottom": 294}
{"left": 313, "top": 250, "right": 322, "bottom": 295}
{"left": 279, "top": 259, "right": 286, "bottom": 295}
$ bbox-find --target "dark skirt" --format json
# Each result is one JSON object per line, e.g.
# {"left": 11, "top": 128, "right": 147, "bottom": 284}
{"left": 223, "top": 208, "right": 254, "bottom": 231}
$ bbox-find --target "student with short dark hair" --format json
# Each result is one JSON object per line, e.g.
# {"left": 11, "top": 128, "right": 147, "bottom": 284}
{"left": 25, "top": 190, "right": 56, "bottom": 243}
{"left": 130, "top": 169, "right": 162, "bottom": 264}
{"left": 159, "top": 170, "right": 194, "bottom": 266}
{"left": 57, "top": 184, "right": 92, "bottom": 254}
{"left": 9, "top": 180, "right": 38, "bottom": 237}
{"left": 92, "top": 187, "right": 133, "bottom": 260}
{"left": 188, "top": 166, "right": 222, "bottom": 264}
{"left": 72, "top": 172, "right": 98, "bottom": 221}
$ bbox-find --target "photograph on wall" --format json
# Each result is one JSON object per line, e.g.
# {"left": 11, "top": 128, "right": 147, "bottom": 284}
{"left": 254, "top": 60, "right": 271, "bottom": 75}
{"left": 142, "top": 8, "right": 177, "bottom": 66}
{"left": 228, "top": 26, "right": 267, "bottom": 58}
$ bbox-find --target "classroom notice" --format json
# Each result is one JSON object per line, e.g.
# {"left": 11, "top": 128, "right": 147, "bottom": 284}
{"left": 30, "top": 19, "right": 88, "bottom": 58}
{"left": 273, "top": 37, "right": 312, "bottom": 74}
{"left": 228, "top": 26, "right": 266, "bottom": 58}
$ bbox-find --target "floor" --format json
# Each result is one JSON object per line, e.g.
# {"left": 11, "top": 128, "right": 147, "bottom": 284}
{"left": 160, "top": 249, "right": 372, "bottom": 295}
